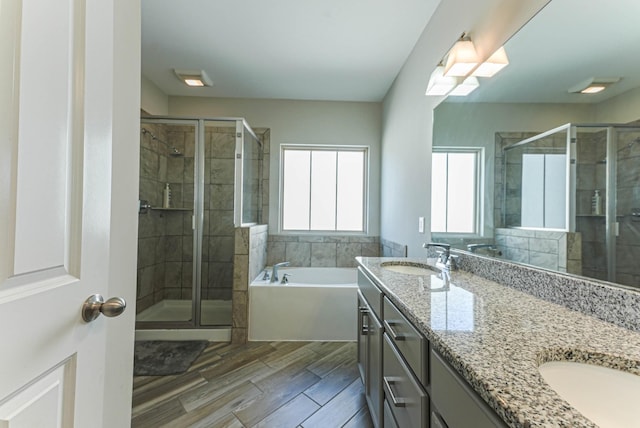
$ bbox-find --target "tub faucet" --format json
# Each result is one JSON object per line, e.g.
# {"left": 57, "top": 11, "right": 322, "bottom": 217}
{"left": 271, "top": 261, "right": 290, "bottom": 283}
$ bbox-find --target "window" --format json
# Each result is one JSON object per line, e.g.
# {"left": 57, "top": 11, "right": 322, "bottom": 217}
{"left": 281, "top": 146, "right": 367, "bottom": 232}
{"left": 521, "top": 153, "right": 566, "bottom": 229}
{"left": 431, "top": 148, "right": 482, "bottom": 234}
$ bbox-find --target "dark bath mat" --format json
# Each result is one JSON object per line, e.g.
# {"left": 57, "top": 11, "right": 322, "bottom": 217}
{"left": 134, "top": 340, "right": 209, "bottom": 376}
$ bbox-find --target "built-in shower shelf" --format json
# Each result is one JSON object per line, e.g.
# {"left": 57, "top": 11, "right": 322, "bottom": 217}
{"left": 151, "top": 207, "right": 193, "bottom": 212}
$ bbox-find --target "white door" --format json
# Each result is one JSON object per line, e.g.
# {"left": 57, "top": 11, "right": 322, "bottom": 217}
{"left": 0, "top": 0, "right": 140, "bottom": 427}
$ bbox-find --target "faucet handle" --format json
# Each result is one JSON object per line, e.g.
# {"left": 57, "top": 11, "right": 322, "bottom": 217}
{"left": 446, "top": 255, "right": 459, "bottom": 270}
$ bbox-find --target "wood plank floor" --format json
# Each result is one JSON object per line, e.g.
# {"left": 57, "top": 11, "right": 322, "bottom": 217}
{"left": 132, "top": 341, "right": 373, "bottom": 428}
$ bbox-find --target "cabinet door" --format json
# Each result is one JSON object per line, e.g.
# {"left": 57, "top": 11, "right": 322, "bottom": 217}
{"left": 431, "top": 350, "right": 508, "bottom": 428}
{"left": 367, "top": 310, "right": 383, "bottom": 428}
{"left": 357, "top": 292, "right": 368, "bottom": 383}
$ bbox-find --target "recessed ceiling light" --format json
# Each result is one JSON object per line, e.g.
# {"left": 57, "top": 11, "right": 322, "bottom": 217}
{"left": 568, "top": 77, "right": 620, "bottom": 94}
{"left": 581, "top": 85, "right": 606, "bottom": 94}
{"left": 174, "top": 69, "right": 213, "bottom": 87}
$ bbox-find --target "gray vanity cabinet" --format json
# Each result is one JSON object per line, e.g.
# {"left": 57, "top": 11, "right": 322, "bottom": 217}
{"left": 430, "top": 350, "right": 508, "bottom": 428}
{"left": 357, "top": 268, "right": 383, "bottom": 428}
{"left": 358, "top": 265, "right": 508, "bottom": 428}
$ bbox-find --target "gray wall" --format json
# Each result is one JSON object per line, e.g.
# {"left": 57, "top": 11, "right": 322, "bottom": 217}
{"left": 379, "top": 0, "right": 550, "bottom": 257}
{"left": 168, "top": 97, "right": 382, "bottom": 237}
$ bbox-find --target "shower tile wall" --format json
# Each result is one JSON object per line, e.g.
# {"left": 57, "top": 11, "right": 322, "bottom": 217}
{"left": 202, "top": 126, "right": 267, "bottom": 301}
{"left": 204, "top": 126, "right": 236, "bottom": 301}
{"left": 137, "top": 123, "right": 194, "bottom": 313}
{"left": 575, "top": 130, "right": 607, "bottom": 281}
{"left": 613, "top": 130, "right": 640, "bottom": 287}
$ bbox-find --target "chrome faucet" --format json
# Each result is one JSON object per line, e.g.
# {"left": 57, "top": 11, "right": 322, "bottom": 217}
{"left": 466, "top": 244, "right": 502, "bottom": 256}
{"left": 423, "top": 242, "right": 457, "bottom": 271}
{"left": 270, "top": 261, "right": 290, "bottom": 283}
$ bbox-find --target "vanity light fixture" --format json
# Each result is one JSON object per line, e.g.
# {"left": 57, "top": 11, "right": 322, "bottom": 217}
{"left": 443, "top": 36, "right": 479, "bottom": 77}
{"left": 569, "top": 77, "right": 620, "bottom": 94}
{"left": 425, "top": 64, "right": 459, "bottom": 96}
{"left": 449, "top": 76, "right": 480, "bottom": 96}
{"left": 174, "top": 69, "right": 213, "bottom": 87}
{"left": 472, "top": 46, "right": 509, "bottom": 77}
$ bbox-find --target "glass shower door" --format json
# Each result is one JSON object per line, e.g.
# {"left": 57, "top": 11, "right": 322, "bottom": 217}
{"left": 574, "top": 126, "right": 608, "bottom": 281}
{"left": 137, "top": 119, "right": 198, "bottom": 327}
{"left": 611, "top": 126, "right": 640, "bottom": 287}
{"left": 199, "top": 120, "right": 237, "bottom": 326}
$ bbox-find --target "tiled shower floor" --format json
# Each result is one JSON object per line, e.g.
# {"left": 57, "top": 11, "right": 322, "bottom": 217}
{"left": 136, "top": 299, "right": 232, "bottom": 326}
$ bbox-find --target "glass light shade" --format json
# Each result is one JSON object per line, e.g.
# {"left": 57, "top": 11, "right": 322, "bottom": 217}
{"left": 443, "top": 40, "right": 479, "bottom": 77}
{"left": 472, "top": 46, "right": 509, "bottom": 77}
{"left": 425, "top": 65, "right": 459, "bottom": 96}
{"left": 448, "top": 76, "right": 480, "bottom": 96}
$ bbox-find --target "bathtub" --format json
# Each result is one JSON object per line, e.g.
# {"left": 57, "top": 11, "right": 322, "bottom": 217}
{"left": 249, "top": 267, "right": 358, "bottom": 341}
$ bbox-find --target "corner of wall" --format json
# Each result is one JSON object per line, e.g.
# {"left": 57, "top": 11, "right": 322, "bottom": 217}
{"left": 141, "top": 75, "right": 169, "bottom": 116}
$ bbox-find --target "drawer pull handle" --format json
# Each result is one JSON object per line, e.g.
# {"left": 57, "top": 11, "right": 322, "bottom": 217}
{"left": 383, "top": 376, "right": 407, "bottom": 407}
{"left": 359, "top": 307, "right": 368, "bottom": 335}
{"left": 384, "top": 320, "right": 404, "bottom": 341}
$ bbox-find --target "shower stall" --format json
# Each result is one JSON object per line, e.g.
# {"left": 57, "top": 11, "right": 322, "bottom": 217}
{"left": 136, "top": 117, "right": 263, "bottom": 339}
{"left": 500, "top": 123, "right": 640, "bottom": 287}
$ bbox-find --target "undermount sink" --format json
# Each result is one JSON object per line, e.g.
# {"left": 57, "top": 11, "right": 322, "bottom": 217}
{"left": 380, "top": 262, "right": 435, "bottom": 275}
{"left": 539, "top": 361, "right": 640, "bottom": 427}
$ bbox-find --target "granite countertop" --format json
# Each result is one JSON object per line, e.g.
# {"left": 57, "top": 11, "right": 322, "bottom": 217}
{"left": 356, "top": 257, "right": 640, "bottom": 428}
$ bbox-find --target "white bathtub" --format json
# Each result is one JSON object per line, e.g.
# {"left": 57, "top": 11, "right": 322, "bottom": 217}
{"left": 249, "top": 267, "right": 358, "bottom": 341}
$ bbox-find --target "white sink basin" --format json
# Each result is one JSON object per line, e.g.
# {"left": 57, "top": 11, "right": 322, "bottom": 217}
{"left": 381, "top": 263, "right": 434, "bottom": 275}
{"left": 539, "top": 361, "right": 640, "bottom": 427}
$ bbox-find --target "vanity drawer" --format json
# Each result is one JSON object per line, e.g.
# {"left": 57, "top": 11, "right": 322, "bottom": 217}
{"left": 430, "top": 349, "right": 508, "bottom": 428}
{"left": 383, "top": 297, "right": 428, "bottom": 386}
{"left": 383, "top": 334, "right": 428, "bottom": 428}
{"left": 358, "top": 267, "right": 383, "bottom": 319}
{"left": 383, "top": 400, "right": 399, "bottom": 428}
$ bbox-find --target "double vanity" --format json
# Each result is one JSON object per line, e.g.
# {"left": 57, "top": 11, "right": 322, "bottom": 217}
{"left": 356, "top": 256, "right": 640, "bottom": 428}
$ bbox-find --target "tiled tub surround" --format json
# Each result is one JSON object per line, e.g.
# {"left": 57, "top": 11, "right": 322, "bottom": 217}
{"left": 357, "top": 256, "right": 640, "bottom": 428}
{"left": 494, "top": 228, "right": 582, "bottom": 274}
{"left": 266, "top": 234, "right": 380, "bottom": 268}
{"left": 380, "top": 238, "right": 407, "bottom": 257}
{"left": 232, "top": 224, "right": 268, "bottom": 343}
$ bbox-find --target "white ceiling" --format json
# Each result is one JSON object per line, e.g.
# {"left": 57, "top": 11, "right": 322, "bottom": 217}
{"left": 141, "top": 0, "right": 440, "bottom": 102}
{"left": 456, "top": 0, "right": 640, "bottom": 104}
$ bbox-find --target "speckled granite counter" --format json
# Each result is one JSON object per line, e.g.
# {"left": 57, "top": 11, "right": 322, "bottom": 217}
{"left": 356, "top": 257, "right": 640, "bottom": 428}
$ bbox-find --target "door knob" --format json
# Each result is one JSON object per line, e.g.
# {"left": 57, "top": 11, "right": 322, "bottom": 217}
{"left": 82, "top": 294, "right": 126, "bottom": 322}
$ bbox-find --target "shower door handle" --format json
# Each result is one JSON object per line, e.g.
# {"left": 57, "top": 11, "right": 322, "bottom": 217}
{"left": 82, "top": 294, "right": 127, "bottom": 322}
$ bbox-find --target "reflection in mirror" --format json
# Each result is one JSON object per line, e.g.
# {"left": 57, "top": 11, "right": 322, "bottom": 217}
{"left": 432, "top": 0, "right": 640, "bottom": 289}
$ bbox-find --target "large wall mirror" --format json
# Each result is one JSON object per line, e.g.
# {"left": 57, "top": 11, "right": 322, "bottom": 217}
{"left": 432, "top": 0, "right": 640, "bottom": 289}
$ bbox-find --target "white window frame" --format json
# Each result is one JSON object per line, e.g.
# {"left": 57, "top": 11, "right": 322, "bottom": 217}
{"left": 279, "top": 144, "right": 369, "bottom": 234}
{"left": 431, "top": 147, "right": 484, "bottom": 237}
